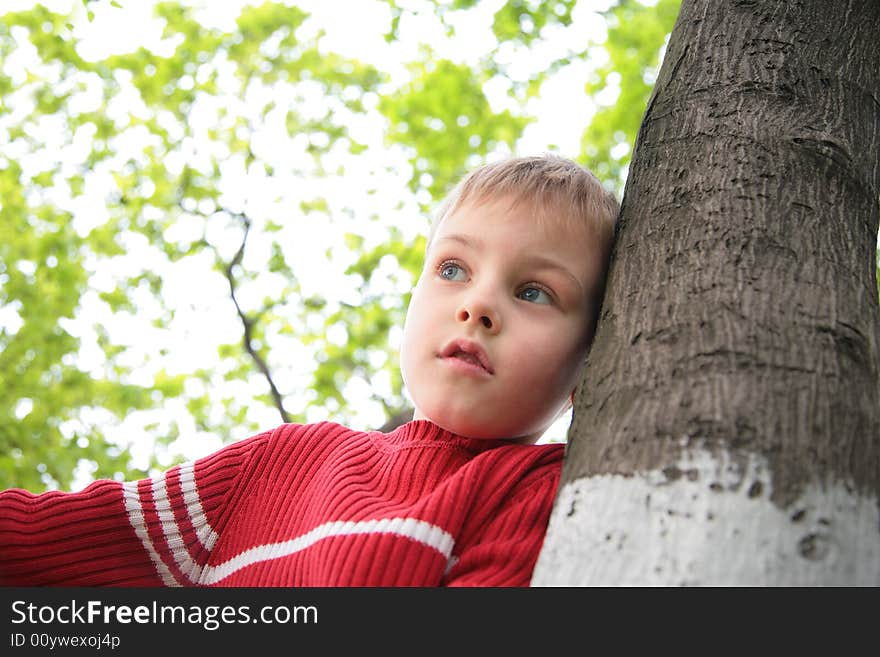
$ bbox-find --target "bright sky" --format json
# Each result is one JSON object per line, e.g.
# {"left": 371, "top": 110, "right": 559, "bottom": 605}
{"left": 2, "top": 0, "right": 616, "bottom": 489}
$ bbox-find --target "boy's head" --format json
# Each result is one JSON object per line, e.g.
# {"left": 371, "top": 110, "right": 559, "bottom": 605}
{"left": 399, "top": 154, "right": 619, "bottom": 443}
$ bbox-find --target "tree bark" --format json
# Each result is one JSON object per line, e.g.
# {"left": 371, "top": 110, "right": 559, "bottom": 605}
{"left": 533, "top": 0, "right": 880, "bottom": 585}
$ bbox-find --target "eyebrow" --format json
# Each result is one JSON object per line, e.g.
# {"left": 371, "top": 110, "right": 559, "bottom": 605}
{"left": 436, "top": 233, "right": 584, "bottom": 297}
{"left": 436, "top": 233, "right": 484, "bottom": 251}
{"left": 523, "top": 255, "right": 584, "bottom": 297}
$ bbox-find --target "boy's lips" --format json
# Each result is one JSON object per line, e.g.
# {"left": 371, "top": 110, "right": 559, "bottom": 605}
{"left": 439, "top": 339, "right": 494, "bottom": 374}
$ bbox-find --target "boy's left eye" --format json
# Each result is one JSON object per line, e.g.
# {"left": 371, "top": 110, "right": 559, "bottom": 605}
{"left": 517, "top": 286, "right": 552, "bottom": 305}
{"left": 438, "top": 262, "right": 467, "bottom": 281}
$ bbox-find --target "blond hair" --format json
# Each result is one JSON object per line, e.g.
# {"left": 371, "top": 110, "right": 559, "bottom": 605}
{"left": 429, "top": 154, "right": 618, "bottom": 250}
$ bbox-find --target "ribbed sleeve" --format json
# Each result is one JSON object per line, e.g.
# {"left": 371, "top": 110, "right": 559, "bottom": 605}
{"left": 0, "top": 478, "right": 160, "bottom": 586}
{"left": 0, "top": 430, "right": 267, "bottom": 586}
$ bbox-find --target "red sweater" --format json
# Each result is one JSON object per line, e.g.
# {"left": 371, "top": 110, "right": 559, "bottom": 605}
{"left": 0, "top": 420, "right": 563, "bottom": 586}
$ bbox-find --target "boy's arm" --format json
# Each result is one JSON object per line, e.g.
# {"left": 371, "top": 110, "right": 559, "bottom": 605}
{"left": 442, "top": 466, "right": 560, "bottom": 587}
{"left": 0, "top": 431, "right": 268, "bottom": 586}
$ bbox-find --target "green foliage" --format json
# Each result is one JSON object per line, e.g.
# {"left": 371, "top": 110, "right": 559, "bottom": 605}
{"left": 491, "top": 0, "right": 576, "bottom": 44}
{"left": 582, "top": 0, "right": 681, "bottom": 191}
{"left": 381, "top": 58, "right": 528, "bottom": 199}
{"left": 1, "top": 0, "right": 680, "bottom": 492}
{"left": 0, "top": 162, "right": 158, "bottom": 490}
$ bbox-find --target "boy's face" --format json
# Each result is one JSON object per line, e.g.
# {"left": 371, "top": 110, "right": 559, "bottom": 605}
{"left": 400, "top": 195, "right": 603, "bottom": 443}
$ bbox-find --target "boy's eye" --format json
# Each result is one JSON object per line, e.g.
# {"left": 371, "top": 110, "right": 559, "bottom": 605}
{"left": 438, "top": 262, "right": 467, "bottom": 281}
{"left": 517, "top": 286, "right": 552, "bottom": 305}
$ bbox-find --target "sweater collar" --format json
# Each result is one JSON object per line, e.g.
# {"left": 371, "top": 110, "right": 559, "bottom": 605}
{"left": 386, "top": 419, "right": 522, "bottom": 454}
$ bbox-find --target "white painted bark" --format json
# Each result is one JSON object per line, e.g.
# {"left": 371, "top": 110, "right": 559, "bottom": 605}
{"left": 532, "top": 446, "right": 880, "bottom": 586}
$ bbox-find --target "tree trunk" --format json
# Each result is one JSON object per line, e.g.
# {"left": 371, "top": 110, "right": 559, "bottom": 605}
{"left": 533, "top": 0, "right": 880, "bottom": 585}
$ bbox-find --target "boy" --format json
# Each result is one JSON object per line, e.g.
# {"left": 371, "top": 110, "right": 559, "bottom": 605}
{"left": 0, "top": 155, "right": 618, "bottom": 586}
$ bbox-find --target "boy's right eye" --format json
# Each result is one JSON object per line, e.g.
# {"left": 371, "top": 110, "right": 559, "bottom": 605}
{"left": 438, "top": 261, "right": 467, "bottom": 281}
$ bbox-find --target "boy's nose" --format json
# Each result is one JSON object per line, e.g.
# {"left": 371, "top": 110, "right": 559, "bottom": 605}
{"left": 456, "top": 303, "right": 500, "bottom": 334}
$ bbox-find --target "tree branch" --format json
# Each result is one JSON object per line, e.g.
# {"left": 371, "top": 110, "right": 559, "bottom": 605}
{"left": 219, "top": 210, "right": 292, "bottom": 424}
{"left": 203, "top": 206, "right": 412, "bottom": 431}
{"left": 377, "top": 407, "right": 413, "bottom": 433}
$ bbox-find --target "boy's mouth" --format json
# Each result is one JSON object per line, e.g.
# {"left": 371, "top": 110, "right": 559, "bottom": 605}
{"left": 439, "top": 339, "right": 494, "bottom": 374}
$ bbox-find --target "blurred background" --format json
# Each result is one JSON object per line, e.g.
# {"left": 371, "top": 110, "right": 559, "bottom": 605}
{"left": 2, "top": 0, "right": 687, "bottom": 491}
